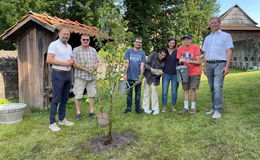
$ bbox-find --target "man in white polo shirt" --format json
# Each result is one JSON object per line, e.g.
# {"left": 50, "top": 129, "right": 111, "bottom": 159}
{"left": 202, "top": 17, "right": 234, "bottom": 119}
{"left": 47, "top": 26, "right": 74, "bottom": 131}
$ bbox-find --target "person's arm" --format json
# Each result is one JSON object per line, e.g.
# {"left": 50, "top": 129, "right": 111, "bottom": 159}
{"left": 46, "top": 53, "right": 73, "bottom": 67}
{"left": 144, "top": 52, "right": 156, "bottom": 71}
{"left": 202, "top": 51, "right": 207, "bottom": 74}
{"left": 186, "top": 56, "right": 201, "bottom": 65}
{"left": 221, "top": 48, "right": 233, "bottom": 75}
{"left": 140, "top": 62, "right": 145, "bottom": 74}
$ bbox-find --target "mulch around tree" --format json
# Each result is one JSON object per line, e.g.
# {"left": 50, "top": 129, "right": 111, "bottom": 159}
{"left": 89, "top": 131, "right": 138, "bottom": 154}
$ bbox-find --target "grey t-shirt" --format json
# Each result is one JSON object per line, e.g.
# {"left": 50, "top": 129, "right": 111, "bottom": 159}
{"left": 124, "top": 48, "right": 146, "bottom": 80}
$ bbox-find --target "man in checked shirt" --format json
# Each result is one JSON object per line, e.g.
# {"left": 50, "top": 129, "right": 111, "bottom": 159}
{"left": 72, "top": 34, "right": 100, "bottom": 120}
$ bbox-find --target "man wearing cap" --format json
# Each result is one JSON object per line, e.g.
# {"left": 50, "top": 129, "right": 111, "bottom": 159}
{"left": 177, "top": 34, "right": 202, "bottom": 114}
{"left": 202, "top": 17, "right": 233, "bottom": 119}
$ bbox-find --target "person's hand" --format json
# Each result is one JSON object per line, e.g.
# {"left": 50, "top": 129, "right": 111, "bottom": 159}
{"left": 64, "top": 59, "right": 73, "bottom": 66}
{"left": 203, "top": 67, "right": 207, "bottom": 75}
{"left": 221, "top": 67, "right": 229, "bottom": 76}
{"left": 150, "top": 68, "right": 155, "bottom": 73}
{"left": 138, "top": 74, "right": 144, "bottom": 83}
{"left": 160, "top": 72, "right": 164, "bottom": 76}
{"left": 179, "top": 58, "right": 185, "bottom": 63}
{"left": 123, "top": 75, "right": 127, "bottom": 80}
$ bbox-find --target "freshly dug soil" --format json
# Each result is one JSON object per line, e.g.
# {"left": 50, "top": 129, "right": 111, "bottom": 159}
{"left": 90, "top": 131, "right": 138, "bottom": 154}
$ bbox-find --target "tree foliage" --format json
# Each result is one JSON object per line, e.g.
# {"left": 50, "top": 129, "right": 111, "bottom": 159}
{"left": 124, "top": 0, "right": 219, "bottom": 53}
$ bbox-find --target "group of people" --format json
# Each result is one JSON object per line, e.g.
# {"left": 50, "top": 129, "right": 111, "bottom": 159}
{"left": 47, "top": 17, "right": 233, "bottom": 132}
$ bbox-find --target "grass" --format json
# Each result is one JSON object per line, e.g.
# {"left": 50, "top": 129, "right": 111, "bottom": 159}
{"left": 0, "top": 69, "right": 260, "bottom": 160}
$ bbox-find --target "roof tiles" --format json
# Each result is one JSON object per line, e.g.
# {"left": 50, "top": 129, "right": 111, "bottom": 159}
{"left": 1, "top": 11, "right": 111, "bottom": 40}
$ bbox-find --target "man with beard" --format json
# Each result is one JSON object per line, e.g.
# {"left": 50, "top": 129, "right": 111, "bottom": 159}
{"left": 123, "top": 37, "right": 146, "bottom": 114}
{"left": 47, "top": 26, "right": 74, "bottom": 131}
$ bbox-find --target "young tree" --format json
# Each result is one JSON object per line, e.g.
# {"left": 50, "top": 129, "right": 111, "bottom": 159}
{"left": 95, "top": 0, "right": 133, "bottom": 144}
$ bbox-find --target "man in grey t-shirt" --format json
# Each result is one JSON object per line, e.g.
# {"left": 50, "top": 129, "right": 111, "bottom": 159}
{"left": 123, "top": 37, "right": 146, "bottom": 114}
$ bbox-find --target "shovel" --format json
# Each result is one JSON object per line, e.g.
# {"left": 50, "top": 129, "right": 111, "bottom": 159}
{"left": 96, "top": 83, "right": 109, "bottom": 128}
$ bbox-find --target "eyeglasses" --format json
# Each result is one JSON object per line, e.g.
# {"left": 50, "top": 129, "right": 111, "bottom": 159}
{"left": 82, "top": 39, "right": 90, "bottom": 41}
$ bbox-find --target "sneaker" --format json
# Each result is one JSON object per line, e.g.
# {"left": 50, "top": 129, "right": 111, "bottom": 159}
{"left": 212, "top": 111, "right": 221, "bottom": 119}
{"left": 76, "top": 114, "right": 81, "bottom": 120}
{"left": 153, "top": 110, "right": 160, "bottom": 115}
{"left": 135, "top": 109, "right": 142, "bottom": 114}
{"left": 144, "top": 109, "right": 152, "bottom": 114}
{"left": 190, "top": 108, "right": 196, "bottom": 114}
{"left": 171, "top": 106, "right": 177, "bottom": 112}
{"left": 58, "top": 119, "right": 74, "bottom": 126}
{"left": 205, "top": 109, "right": 214, "bottom": 115}
{"left": 49, "top": 123, "right": 61, "bottom": 132}
{"left": 89, "top": 112, "right": 96, "bottom": 117}
{"left": 179, "top": 108, "right": 189, "bottom": 114}
{"left": 161, "top": 106, "right": 166, "bottom": 112}
{"left": 123, "top": 109, "right": 131, "bottom": 114}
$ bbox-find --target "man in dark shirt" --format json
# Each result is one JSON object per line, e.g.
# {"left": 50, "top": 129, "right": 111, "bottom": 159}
{"left": 142, "top": 49, "right": 167, "bottom": 115}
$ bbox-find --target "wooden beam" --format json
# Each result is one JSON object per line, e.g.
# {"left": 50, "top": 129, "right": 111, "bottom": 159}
{"left": 0, "top": 16, "right": 31, "bottom": 40}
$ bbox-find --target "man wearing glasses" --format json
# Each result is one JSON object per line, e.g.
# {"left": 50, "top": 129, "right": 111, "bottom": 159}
{"left": 123, "top": 37, "right": 146, "bottom": 114}
{"left": 72, "top": 34, "right": 100, "bottom": 120}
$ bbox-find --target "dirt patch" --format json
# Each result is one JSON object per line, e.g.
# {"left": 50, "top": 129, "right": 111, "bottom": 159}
{"left": 90, "top": 131, "right": 138, "bottom": 154}
{"left": 31, "top": 144, "right": 42, "bottom": 153}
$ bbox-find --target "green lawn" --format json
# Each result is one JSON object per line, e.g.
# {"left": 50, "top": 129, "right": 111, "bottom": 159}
{"left": 1, "top": 69, "right": 260, "bottom": 160}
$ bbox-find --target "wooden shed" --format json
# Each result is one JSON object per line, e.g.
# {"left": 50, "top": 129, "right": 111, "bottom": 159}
{"left": 219, "top": 4, "right": 260, "bottom": 41}
{"left": 0, "top": 11, "right": 110, "bottom": 109}
{"left": 219, "top": 5, "right": 260, "bottom": 70}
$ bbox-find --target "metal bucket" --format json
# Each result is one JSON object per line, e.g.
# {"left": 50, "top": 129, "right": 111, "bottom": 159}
{"left": 118, "top": 80, "right": 130, "bottom": 94}
{"left": 176, "top": 65, "right": 189, "bottom": 83}
{"left": 0, "top": 103, "right": 27, "bottom": 124}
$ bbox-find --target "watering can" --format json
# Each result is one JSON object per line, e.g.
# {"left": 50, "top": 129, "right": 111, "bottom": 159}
{"left": 176, "top": 65, "right": 189, "bottom": 83}
{"left": 118, "top": 80, "right": 130, "bottom": 94}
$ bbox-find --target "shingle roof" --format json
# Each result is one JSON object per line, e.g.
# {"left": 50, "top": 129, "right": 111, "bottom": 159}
{"left": 0, "top": 11, "right": 111, "bottom": 40}
{"left": 219, "top": 4, "right": 257, "bottom": 25}
{"left": 221, "top": 25, "right": 260, "bottom": 31}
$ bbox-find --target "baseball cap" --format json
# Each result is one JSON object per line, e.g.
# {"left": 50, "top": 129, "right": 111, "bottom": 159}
{"left": 181, "top": 34, "right": 192, "bottom": 40}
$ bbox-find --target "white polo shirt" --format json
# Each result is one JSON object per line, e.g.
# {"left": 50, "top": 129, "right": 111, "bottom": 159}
{"left": 47, "top": 39, "right": 73, "bottom": 71}
{"left": 202, "top": 30, "right": 234, "bottom": 61}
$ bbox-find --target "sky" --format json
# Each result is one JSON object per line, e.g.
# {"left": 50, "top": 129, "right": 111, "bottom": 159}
{"left": 217, "top": 0, "right": 260, "bottom": 26}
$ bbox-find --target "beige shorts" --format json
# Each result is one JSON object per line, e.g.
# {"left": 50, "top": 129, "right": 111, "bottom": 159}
{"left": 182, "top": 75, "right": 201, "bottom": 90}
{"left": 73, "top": 78, "right": 97, "bottom": 99}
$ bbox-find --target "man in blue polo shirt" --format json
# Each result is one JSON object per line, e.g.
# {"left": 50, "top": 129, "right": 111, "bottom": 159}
{"left": 124, "top": 37, "right": 146, "bottom": 114}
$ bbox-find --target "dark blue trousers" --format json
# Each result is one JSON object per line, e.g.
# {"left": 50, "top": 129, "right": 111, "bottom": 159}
{"left": 50, "top": 70, "right": 71, "bottom": 124}
{"left": 126, "top": 80, "right": 142, "bottom": 111}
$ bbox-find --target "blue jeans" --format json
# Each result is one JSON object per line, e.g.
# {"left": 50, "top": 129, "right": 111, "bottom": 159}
{"left": 50, "top": 70, "right": 71, "bottom": 124}
{"left": 126, "top": 80, "right": 141, "bottom": 111}
{"left": 162, "top": 73, "right": 179, "bottom": 106}
{"left": 206, "top": 62, "right": 226, "bottom": 112}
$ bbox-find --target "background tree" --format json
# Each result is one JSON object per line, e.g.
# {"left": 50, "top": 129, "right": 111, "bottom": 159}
{"left": 124, "top": 0, "right": 219, "bottom": 53}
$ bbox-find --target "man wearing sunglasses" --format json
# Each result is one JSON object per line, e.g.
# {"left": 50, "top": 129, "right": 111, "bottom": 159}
{"left": 72, "top": 34, "right": 100, "bottom": 120}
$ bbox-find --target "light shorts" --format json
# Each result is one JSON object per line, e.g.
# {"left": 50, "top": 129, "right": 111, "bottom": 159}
{"left": 73, "top": 78, "right": 97, "bottom": 99}
{"left": 182, "top": 75, "right": 201, "bottom": 90}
